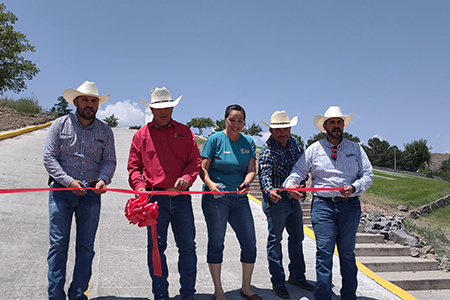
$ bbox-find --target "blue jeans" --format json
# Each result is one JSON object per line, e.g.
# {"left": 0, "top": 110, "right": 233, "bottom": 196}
{"left": 146, "top": 194, "right": 197, "bottom": 300}
{"left": 47, "top": 182, "right": 101, "bottom": 300}
{"left": 201, "top": 193, "right": 257, "bottom": 264}
{"left": 311, "top": 197, "right": 361, "bottom": 300}
{"left": 262, "top": 194, "right": 306, "bottom": 287}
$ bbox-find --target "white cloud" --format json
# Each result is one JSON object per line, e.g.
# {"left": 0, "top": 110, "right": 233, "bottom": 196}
{"left": 372, "top": 134, "right": 383, "bottom": 140}
{"left": 252, "top": 131, "right": 270, "bottom": 147}
{"left": 97, "top": 100, "right": 145, "bottom": 127}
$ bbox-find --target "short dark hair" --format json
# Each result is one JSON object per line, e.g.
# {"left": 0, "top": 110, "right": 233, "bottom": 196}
{"left": 225, "top": 104, "right": 246, "bottom": 120}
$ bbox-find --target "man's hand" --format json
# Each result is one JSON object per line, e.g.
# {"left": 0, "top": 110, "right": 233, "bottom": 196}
{"left": 340, "top": 184, "right": 354, "bottom": 197}
{"left": 69, "top": 180, "right": 87, "bottom": 195}
{"left": 174, "top": 177, "right": 189, "bottom": 190}
{"left": 135, "top": 187, "right": 146, "bottom": 198}
{"left": 93, "top": 180, "right": 107, "bottom": 195}
{"left": 287, "top": 184, "right": 303, "bottom": 200}
{"left": 269, "top": 189, "right": 282, "bottom": 203}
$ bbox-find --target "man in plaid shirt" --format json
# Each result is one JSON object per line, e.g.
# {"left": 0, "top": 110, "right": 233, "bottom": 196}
{"left": 258, "top": 111, "right": 315, "bottom": 299}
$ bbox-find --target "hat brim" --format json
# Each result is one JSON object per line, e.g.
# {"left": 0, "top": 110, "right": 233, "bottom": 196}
{"left": 63, "top": 89, "right": 110, "bottom": 106}
{"left": 148, "top": 95, "right": 182, "bottom": 109}
{"left": 313, "top": 114, "right": 353, "bottom": 133}
{"left": 261, "top": 116, "right": 298, "bottom": 128}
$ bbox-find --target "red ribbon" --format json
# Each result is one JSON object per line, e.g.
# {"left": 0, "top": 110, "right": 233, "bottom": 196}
{"left": 125, "top": 196, "right": 162, "bottom": 277}
{"left": 0, "top": 186, "right": 344, "bottom": 195}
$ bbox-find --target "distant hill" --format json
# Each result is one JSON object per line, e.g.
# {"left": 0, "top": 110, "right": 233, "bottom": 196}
{"left": 430, "top": 153, "right": 450, "bottom": 170}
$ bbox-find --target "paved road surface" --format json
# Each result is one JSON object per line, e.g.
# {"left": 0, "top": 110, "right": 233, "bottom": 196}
{"left": 1, "top": 127, "right": 406, "bottom": 299}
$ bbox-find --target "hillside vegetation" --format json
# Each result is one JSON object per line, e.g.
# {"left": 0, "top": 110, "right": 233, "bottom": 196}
{"left": 366, "top": 169, "right": 450, "bottom": 209}
{"left": 364, "top": 169, "right": 450, "bottom": 270}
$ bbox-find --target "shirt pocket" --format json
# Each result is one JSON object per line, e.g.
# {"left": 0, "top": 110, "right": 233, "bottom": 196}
{"left": 60, "top": 132, "right": 75, "bottom": 153}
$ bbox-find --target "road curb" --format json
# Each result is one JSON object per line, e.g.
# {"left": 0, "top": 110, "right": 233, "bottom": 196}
{"left": 0, "top": 121, "right": 52, "bottom": 140}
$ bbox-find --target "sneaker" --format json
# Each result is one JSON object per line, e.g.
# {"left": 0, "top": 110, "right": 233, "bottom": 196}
{"left": 287, "top": 277, "right": 316, "bottom": 291}
{"left": 272, "top": 285, "right": 290, "bottom": 299}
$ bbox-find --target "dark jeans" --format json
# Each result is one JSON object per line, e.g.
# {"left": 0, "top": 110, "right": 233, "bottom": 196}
{"left": 147, "top": 193, "right": 197, "bottom": 300}
{"left": 311, "top": 196, "right": 361, "bottom": 300}
{"left": 262, "top": 194, "right": 306, "bottom": 287}
{"left": 201, "top": 193, "right": 257, "bottom": 264}
{"left": 47, "top": 182, "right": 101, "bottom": 300}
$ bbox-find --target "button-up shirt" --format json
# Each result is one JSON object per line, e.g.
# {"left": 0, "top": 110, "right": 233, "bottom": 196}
{"left": 127, "top": 120, "right": 201, "bottom": 190}
{"left": 43, "top": 113, "right": 117, "bottom": 187}
{"left": 258, "top": 136, "right": 304, "bottom": 196}
{"left": 283, "top": 138, "right": 373, "bottom": 197}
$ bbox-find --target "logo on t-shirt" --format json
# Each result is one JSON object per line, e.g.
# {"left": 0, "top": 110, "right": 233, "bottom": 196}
{"left": 240, "top": 148, "right": 250, "bottom": 154}
{"left": 224, "top": 151, "right": 231, "bottom": 154}
{"left": 174, "top": 133, "right": 184, "bottom": 138}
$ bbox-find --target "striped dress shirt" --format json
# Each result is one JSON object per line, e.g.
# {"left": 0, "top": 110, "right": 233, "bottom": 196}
{"left": 283, "top": 138, "right": 373, "bottom": 197}
{"left": 43, "top": 114, "right": 117, "bottom": 187}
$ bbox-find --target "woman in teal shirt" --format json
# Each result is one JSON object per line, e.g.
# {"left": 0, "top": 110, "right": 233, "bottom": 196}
{"left": 200, "top": 104, "right": 261, "bottom": 300}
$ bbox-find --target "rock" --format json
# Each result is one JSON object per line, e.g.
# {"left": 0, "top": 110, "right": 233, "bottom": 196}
{"left": 388, "top": 229, "right": 418, "bottom": 247}
{"left": 410, "top": 250, "right": 420, "bottom": 257}
{"left": 419, "top": 246, "right": 432, "bottom": 254}
{"left": 397, "top": 205, "right": 409, "bottom": 211}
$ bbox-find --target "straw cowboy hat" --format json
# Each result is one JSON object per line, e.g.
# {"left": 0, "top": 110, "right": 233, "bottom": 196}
{"left": 63, "top": 81, "right": 110, "bottom": 106}
{"left": 140, "top": 87, "right": 182, "bottom": 109}
{"left": 313, "top": 106, "right": 353, "bottom": 133}
{"left": 261, "top": 111, "right": 298, "bottom": 128}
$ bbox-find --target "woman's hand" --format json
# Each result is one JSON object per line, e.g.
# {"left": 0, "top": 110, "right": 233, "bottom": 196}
{"left": 209, "top": 183, "right": 226, "bottom": 197}
{"left": 237, "top": 182, "right": 250, "bottom": 194}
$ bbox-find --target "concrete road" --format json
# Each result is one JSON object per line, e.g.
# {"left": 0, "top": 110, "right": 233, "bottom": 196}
{"left": 1, "top": 127, "right": 405, "bottom": 300}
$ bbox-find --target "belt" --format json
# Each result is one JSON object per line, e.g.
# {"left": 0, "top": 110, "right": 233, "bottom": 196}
{"left": 151, "top": 186, "right": 166, "bottom": 191}
{"left": 316, "top": 196, "right": 357, "bottom": 202}
{"left": 151, "top": 186, "right": 190, "bottom": 191}
{"left": 84, "top": 181, "right": 100, "bottom": 188}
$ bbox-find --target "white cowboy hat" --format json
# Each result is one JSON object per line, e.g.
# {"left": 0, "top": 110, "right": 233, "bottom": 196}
{"left": 313, "top": 106, "right": 353, "bottom": 133}
{"left": 261, "top": 111, "right": 298, "bottom": 128}
{"left": 63, "top": 81, "right": 110, "bottom": 106}
{"left": 141, "top": 87, "right": 182, "bottom": 109}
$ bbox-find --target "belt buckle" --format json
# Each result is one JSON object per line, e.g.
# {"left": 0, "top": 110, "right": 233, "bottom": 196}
{"left": 331, "top": 196, "right": 338, "bottom": 202}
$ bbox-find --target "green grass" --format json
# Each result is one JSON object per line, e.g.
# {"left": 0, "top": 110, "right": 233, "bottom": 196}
{"left": 0, "top": 96, "right": 43, "bottom": 114}
{"left": 366, "top": 169, "right": 450, "bottom": 209}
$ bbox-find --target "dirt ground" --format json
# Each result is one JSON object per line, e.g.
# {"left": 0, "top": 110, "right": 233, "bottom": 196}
{"left": 0, "top": 106, "right": 55, "bottom": 132}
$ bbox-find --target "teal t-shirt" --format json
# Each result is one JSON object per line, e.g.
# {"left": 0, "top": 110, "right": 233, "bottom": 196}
{"left": 201, "top": 131, "right": 256, "bottom": 194}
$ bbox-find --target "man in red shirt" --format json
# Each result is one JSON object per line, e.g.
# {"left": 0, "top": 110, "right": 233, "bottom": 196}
{"left": 128, "top": 87, "right": 201, "bottom": 300}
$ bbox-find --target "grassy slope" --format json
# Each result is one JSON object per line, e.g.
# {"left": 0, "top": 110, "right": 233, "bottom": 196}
{"left": 366, "top": 169, "right": 450, "bottom": 208}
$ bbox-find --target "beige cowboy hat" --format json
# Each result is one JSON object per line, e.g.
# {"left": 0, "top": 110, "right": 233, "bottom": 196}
{"left": 140, "top": 87, "right": 182, "bottom": 109}
{"left": 63, "top": 81, "right": 110, "bottom": 106}
{"left": 261, "top": 111, "right": 298, "bottom": 128}
{"left": 313, "top": 106, "right": 353, "bottom": 133}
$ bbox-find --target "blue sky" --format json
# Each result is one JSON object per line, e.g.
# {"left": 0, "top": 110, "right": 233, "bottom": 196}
{"left": 3, "top": 0, "right": 450, "bottom": 153}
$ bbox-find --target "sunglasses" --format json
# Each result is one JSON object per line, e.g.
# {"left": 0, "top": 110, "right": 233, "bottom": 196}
{"left": 331, "top": 146, "right": 337, "bottom": 160}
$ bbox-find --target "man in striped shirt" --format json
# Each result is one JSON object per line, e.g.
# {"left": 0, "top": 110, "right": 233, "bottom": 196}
{"left": 258, "top": 111, "right": 315, "bottom": 299}
{"left": 44, "top": 81, "right": 116, "bottom": 300}
{"left": 283, "top": 106, "right": 373, "bottom": 300}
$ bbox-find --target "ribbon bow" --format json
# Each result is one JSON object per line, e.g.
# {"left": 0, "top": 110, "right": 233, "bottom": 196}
{"left": 125, "top": 196, "right": 162, "bottom": 277}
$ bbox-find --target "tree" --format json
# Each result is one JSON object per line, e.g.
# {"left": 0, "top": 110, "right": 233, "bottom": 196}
{"left": 103, "top": 114, "right": 119, "bottom": 127}
{"left": 186, "top": 117, "right": 214, "bottom": 135}
{"left": 291, "top": 133, "right": 305, "bottom": 149}
{"left": 0, "top": 4, "right": 40, "bottom": 94}
{"left": 403, "top": 139, "right": 432, "bottom": 172}
{"left": 50, "top": 96, "right": 72, "bottom": 117}
{"left": 213, "top": 119, "right": 226, "bottom": 133}
{"left": 307, "top": 132, "right": 327, "bottom": 148}
{"left": 242, "top": 122, "right": 263, "bottom": 137}
{"left": 436, "top": 157, "right": 450, "bottom": 179}
{"left": 362, "top": 137, "right": 395, "bottom": 168}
